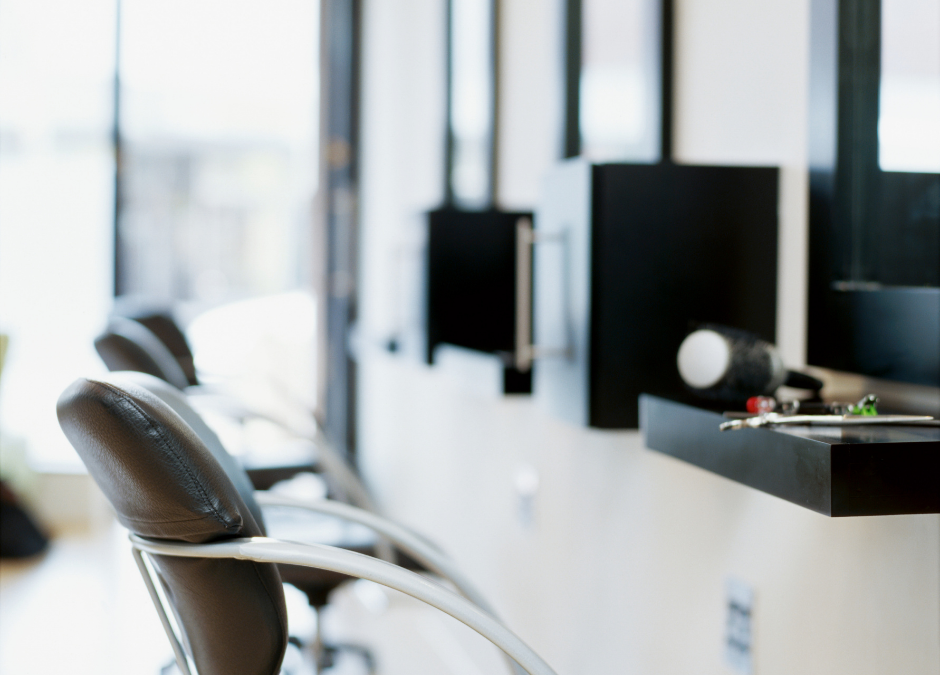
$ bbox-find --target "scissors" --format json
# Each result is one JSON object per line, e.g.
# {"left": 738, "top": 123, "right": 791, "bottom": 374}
{"left": 719, "top": 412, "right": 936, "bottom": 432}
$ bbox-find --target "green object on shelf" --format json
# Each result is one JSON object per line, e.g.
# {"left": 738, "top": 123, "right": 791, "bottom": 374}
{"left": 847, "top": 394, "right": 879, "bottom": 416}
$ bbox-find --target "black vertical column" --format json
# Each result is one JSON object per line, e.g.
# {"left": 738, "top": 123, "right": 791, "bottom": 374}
{"left": 443, "top": 0, "right": 456, "bottom": 206}
{"left": 836, "top": 0, "right": 880, "bottom": 281}
{"left": 659, "top": 0, "right": 674, "bottom": 162}
{"left": 490, "top": 0, "right": 502, "bottom": 205}
{"left": 562, "top": 0, "right": 581, "bottom": 158}
{"left": 322, "top": 0, "right": 362, "bottom": 458}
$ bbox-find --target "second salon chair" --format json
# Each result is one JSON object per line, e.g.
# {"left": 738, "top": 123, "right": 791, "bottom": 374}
{"left": 93, "top": 314, "right": 368, "bottom": 503}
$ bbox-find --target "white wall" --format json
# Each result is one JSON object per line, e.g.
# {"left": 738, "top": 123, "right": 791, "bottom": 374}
{"left": 356, "top": 1, "right": 940, "bottom": 674}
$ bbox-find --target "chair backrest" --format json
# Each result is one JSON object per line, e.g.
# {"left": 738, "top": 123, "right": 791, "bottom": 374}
{"left": 111, "top": 298, "right": 199, "bottom": 386}
{"left": 94, "top": 317, "right": 191, "bottom": 391}
{"left": 57, "top": 376, "right": 288, "bottom": 675}
{"left": 103, "top": 371, "right": 267, "bottom": 533}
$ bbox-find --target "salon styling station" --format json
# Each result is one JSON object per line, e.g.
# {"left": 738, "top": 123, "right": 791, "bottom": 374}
{"left": 641, "top": 395, "right": 940, "bottom": 517}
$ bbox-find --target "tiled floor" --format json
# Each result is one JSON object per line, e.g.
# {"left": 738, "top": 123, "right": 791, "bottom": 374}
{"left": 0, "top": 519, "right": 511, "bottom": 675}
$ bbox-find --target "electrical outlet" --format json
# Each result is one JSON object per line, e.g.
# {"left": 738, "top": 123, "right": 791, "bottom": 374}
{"left": 513, "top": 464, "right": 539, "bottom": 530}
{"left": 725, "top": 578, "right": 754, "bottom": 674}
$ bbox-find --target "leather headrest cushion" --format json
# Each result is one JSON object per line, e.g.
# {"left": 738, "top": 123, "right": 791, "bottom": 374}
{"left": 109, "top": 298, "right": 196, "bottom": 382}
{"left": 100, "top": 371, "right": 267, "bottom": 535}
{"left": 133, "top": 314, "right": 199, "bottom": 386}
{"left": 94, "top": 317, "right": 191, "bottom": 391}
{"left": 57, "top": 377, "right": 258, "bottom": 543}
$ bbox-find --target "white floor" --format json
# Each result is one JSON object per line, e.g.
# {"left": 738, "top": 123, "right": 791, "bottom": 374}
{"left": 0, "top": 518, "right": 512, "bottom": 675}
{"left": 0, "top": 522, "right": 170, "bottom": 675}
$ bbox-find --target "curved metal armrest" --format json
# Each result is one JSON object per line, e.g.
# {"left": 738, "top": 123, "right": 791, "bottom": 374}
{"left": 256, "top": 493, "right": 486, "bottom": 612}
{"left": 256, "top": 493, "right": 528, "bottom": 675}
{"left": 185, "top": 389, "right": 375, "bottom": 511}
{"left": 130, "top": 535, "right": 558, "bottom": 675}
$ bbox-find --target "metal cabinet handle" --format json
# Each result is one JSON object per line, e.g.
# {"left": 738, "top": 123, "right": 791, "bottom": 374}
{"left": 515, "top": 217, "right": 569, "bottom": 372}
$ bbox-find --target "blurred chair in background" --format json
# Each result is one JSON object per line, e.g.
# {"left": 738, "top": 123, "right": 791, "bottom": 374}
{"left": 93, "top": 310, "right": 341, "bottom": 494}
{"left": 110, "top": 298, "right": 199, "bottom": 386}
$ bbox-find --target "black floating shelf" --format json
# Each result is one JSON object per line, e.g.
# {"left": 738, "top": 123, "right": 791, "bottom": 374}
{"left": 640, "top": 395, "right": 940, "bottom": 517}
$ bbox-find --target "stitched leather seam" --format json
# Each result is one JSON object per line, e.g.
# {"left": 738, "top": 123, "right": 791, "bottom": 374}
{"left": 93, "top": 381, "right": 232, "bottom": 532}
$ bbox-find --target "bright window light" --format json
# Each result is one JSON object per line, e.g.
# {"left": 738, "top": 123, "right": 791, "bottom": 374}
{"left": 879, "top": 0, "right": 940, "bottom": 173}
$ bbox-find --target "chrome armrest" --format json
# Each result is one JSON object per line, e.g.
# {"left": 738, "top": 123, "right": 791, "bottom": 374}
{"left": 130, "top": 535, "right": 556, "bottom": 675}
{"left": 255, "top": 493, "right": 530, "bottom": 675}
{"left": 255, "top": 493, "right": 487, "bottom": 612}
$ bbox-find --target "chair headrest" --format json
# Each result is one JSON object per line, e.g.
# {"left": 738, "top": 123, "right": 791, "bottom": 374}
{"left": 57, "top": 376, "right": 259, "bottom": 543}
{"left": 110, "top": 297, "right": 199, "bottom": 385}
{"left": 100, "top": 371, "right": 267, "bottom": 535}
{"left": 58, "top": 376, "right": 288, "bottom": 675}
{"left": 94, "top": 317, "right": 191, "bottom": 391}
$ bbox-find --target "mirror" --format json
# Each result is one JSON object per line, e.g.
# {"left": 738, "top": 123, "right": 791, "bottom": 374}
{"left": 579, "top": 0, "right": 660, "bottom": 162}
{"left": 878, "top": 0, "right": 940, "bottom": 173}
{"left": 446, "top": 0, "right": 496, "bottom": 209}
{"left": 808, "top": 0, "right": 940, "bottom": 389}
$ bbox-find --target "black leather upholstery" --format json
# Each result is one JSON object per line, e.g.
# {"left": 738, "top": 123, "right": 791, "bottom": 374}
{"left": 57, "top": 377, "right": 288, "bottom": 675}
{"left": 104, "top": 371, "right": 368, "bottom": 607}
{"left": 105, "top": 371, "right": 267, "bottom": 533}
{"left": 110, "top": 298, "right": 200, "bottom": 386}
{"left": 94, "top": 317, "right": 191, "bottom": 391}
{"left": 132, "top": 314, "right": 199, "bottom": 386}
{"left": 93, "top": 316, "right": 321, "bottom": 490}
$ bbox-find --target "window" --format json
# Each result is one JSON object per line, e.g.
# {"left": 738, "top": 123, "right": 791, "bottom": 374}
{"left": 116, "top": 0, "right": 320, "bottom": 305}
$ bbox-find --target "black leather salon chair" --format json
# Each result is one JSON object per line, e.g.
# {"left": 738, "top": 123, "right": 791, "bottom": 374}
{"left": 93, "top": 315, "right": 379, "bottom": 509}
{"left": 112, "top": 370, "right": 433, "bottom": 593}
{"left": 88, "top": 372, "right": 455, "bottom": 675}
{"left": 57, "top": 376, "right": 555, "bottom": 675}
{"left": 95, "top": 316, "right": 191, "bottom": 391}
{"left": 110, "top": 298, "right": 200, "bottom": 385}
{"left": 103, "top": 371, "right": 369, "bottom": 610}
{"left": 94, "top": 315, "right": 321, "bottom": 491}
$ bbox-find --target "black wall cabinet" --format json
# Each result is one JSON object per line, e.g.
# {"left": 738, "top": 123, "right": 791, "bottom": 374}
{"left": 426, "top": 207, "right": 534, "bottom": 394}
{"left": 534, "top": 161, "right": 780, "bottom": 428}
